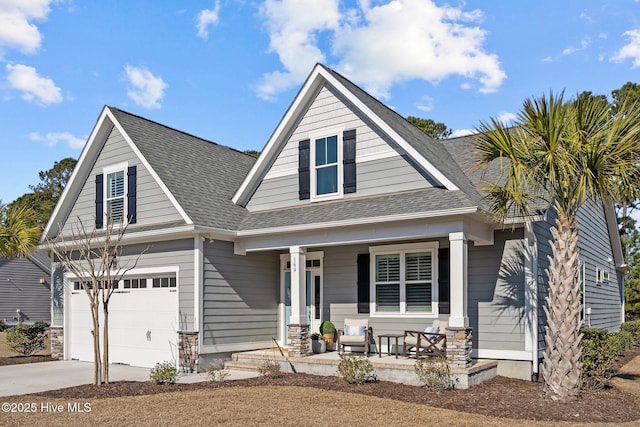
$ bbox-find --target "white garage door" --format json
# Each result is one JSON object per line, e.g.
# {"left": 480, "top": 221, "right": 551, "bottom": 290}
{"left": 69, "top": 276, "right": 178, "bottom": 368}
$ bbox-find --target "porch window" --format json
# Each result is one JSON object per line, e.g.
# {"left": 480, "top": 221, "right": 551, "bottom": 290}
{"left": 371, "top": 242, "right": 438, "bottom": 315}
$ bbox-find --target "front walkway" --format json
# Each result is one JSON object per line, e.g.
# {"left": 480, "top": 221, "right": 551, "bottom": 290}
{"left": 228, "top": 348, "right": 498, "bottom": 389}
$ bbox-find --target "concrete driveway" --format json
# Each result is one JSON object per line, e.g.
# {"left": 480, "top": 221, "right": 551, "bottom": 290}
{"left": 0, "top": 360, "right": 150, "bottom": 397}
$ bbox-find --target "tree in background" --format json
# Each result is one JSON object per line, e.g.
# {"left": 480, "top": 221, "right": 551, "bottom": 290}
{"left": 612, "top": 82, "right": 640, "bottom": 116}
{"left": 0, "top": 202, "right": 40, "bottom": 258}
{"left": 475, "top": 92, "right": 640, "bottom": 401}
{"left": 10, "top": 157, "right": 77, "bottom": 230}
{"left": 406, "top": 116, "right": 452, "bottom": 139}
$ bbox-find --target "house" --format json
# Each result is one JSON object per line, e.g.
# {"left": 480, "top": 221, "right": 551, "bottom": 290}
{"left": 42, "top": 64, "right": 625, "bottom": 379}
{"left": 0, "top": 252, "right": 51, "bottom": 325}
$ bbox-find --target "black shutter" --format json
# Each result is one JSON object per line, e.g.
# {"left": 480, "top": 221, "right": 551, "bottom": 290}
{"left": 298, "top": 139, "right": 310, "bottom": 200}
{"left": 343, "top": 129, "right": 356, "bottom": 194}
{"left": 127, "top": 165, "right": 137, "bottom": 224}
{"left": 95, "top": 174, "right": 104, "bottom": 229}
{"left": 438, "top": 248, "right": 450, "bottom": 314}
{"left": 357, "top": 253, "right": 370, "bottom": 313}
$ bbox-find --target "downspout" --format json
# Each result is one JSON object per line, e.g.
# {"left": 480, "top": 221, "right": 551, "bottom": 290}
{"left": 525, "top": 221, "right": 539, "bottom": 382}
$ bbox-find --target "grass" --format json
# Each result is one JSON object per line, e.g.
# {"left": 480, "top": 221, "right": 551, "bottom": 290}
{"left": 0, "top": 330, "right": 50, "bottom": 357}
{"left": 3, "top": 386, "right": 634, "bottom": 427}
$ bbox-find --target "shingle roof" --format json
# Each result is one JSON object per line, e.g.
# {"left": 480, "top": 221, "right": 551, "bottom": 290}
{"left": 109, "top": 108, "right": 255, "bottom": 231}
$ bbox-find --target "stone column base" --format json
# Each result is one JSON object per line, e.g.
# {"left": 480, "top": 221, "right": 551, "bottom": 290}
{"left": 50, "top": 326, "right": 64, "bottom": 360}
{"left": 445, "top": 326, "right": 473, "bottom": 369}
{"left": 287, "top": 324, "right": 310, "bottom": 357}
{"left": 178, "top": 331, "right": 199, "bottom": 373}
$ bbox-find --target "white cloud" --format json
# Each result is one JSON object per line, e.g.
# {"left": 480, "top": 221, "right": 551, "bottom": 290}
{"left": 416, "top": 96, "right": 433, "bottom": 112}
{"left": 561, "top": 37, "right": 591, "bottom": 56}
{"left": 256, "top": 0, "right": 506, "bottom": 100}
{"left": 6, "top": 63, "right": 62, "bottom": 105}
{"left": 541, "top": 56, "right": 553, "bottom": 62}
{"left": 196, "top": 1, "right": 221, "bottom": 39}
{"left": 124, "top": 65, "right": 168, "bottom": 109}
{"left": 450, "top": 128, "right": 475, "bottom": 138}
{"left": 611, "top": 30, "right": 640, "bottom": 68}
{"left": 255, "top": 0, "right": 341, "bottom": 100}
{"left": 29, "top": 131, "right": 84, "bottom": 149}
{"left": 497, "top": 111, "right": 516, "bottom": 125}
{"left": 0, "top": 0, "right": 55, "bottom": 57}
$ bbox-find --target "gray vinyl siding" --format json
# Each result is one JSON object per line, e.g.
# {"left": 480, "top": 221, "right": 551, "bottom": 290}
{"left": 202, "top": 240, "right": 279, "bottom": 346}
{"left": 246, "top": 84, "right": 430, "bottom": 212}
{"left": 0, "top": 257, "right": 51, "bottom": 324}
{"left": 576, "top": 199, "right": 622, "bottom": 331}
{"left": 467, "top": 229, "right": 526, "bottom": 352}
{"left": 533, "top": 209, "right": 555, "bottom": 355}
{"left": 62, "top": 126, "right": 183, "bottom": 234}
{"left": 50, "top": 239, "right": 194, "bottom": 329}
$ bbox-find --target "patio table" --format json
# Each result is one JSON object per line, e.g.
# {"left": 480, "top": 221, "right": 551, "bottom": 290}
{"left": 378, "top": 333, "right": 404, "bottom": 358}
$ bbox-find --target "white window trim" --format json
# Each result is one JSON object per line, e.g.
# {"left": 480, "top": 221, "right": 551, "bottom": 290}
{"left": 309, "top": 126, "right": 344, "bottom": 202}
{"left": 369, "top": 242, "right": 439, "bottom": 318}
{"left": 103, "top": 161, "right": 129, "bottom": 225}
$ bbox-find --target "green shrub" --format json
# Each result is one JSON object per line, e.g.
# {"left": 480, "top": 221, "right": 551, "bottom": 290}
{"left": 620, "top": 320, "right": 640, "bottom": 340}
{"left": 6, "top": 321, "right": 48, "bottom": 356}
{"left": 0, "top": 319, "right": 5, "bottom": 332}
{"left": 415, "top": 357, "right": 456, "bottom": 391}
{"left": 320, "top": 321, "right": 336, "bottom": 335}
{"left": 607, "top": 331, "right": 634, "bottom": 358}
{"left": 150, "top": 361, "right": 177, "bottom": 384}
{"left": 337, "top": 354, "right": 376, "bottom": 384}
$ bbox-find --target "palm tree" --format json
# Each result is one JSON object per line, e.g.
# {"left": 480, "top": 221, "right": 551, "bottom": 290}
{"left": 474, "top": 92, "right": 640, "bottom": 400}
{"left": 0, "top": 201, "right": 40, "bottom": 258}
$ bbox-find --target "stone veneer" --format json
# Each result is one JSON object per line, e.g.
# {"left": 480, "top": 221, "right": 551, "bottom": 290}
{"left": 178, "top": 331, "right": 199, "bottom": 373}
{"left": 445, "top": 326, "right": 473, "bottom": 369}
{"left": 50, "top": 326, "right": 64, "bottom": 360}
{"left": 287, "top": 324, "right": 310, "bottom": 357}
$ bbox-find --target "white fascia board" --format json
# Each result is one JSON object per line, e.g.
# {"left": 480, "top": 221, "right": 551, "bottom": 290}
{"left": 42, "top": 106, "right": 111, "bottom": 242}
{"left": 105, "top": 108, "right": 193, "bottom": 225}
{"left": 318, "top": 68, "right": 458, "bottom": 191}
{"left": 232, "top": 65, "right": 325, "bottom": 205}
{"left": 237, "top": 206, "right": 478, "bottom": 238}
{"left": 472, "top": 349, "right": 533, "bottom": 361}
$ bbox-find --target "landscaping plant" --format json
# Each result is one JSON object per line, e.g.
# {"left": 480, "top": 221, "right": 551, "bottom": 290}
{"left": 6, "top": 321, "right": 48, "bottom": 356}
{"left": 150, "top": 361, "right": 177, "bottom": 385}
{"left": 337, "top": 354, "right": 376, "bottom": 384}
{"left": 415, "top": 357, "right": 456, "bottom": 391}
{"left": 207, "top": 360, "right": 231, "bottom": 385}
{"left": 258, "top": 356, "right": 282, "bottom": 379}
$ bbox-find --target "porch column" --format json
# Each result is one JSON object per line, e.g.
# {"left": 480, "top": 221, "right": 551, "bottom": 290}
{"left": 288, "top": 246, "right": 309, "bottom": 356}
{"left": 449, "top": 232, "right": 469, "bottom": 327}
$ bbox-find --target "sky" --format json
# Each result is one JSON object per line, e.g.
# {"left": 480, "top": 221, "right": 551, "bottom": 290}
{"left": 1, "top": 0, "right": 639, "bottom": 204}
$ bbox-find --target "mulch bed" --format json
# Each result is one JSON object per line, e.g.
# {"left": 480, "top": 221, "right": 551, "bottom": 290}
{"left": 0, "top": 355, "right": 57, "bottom": 366}
{"left": 17, "top": 343, "right": 640, "bottom": 424}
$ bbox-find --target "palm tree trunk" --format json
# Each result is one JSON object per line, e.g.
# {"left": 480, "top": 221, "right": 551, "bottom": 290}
{"left": 542, "top": 212, "right": 583, "bottom": 400}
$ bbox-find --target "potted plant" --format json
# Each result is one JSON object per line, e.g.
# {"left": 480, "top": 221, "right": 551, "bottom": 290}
{"left": 320, "top": 321, "right": 336, "bottom": 346}
{"left": 309, "top": 332, "right": 326, "bottom": 354}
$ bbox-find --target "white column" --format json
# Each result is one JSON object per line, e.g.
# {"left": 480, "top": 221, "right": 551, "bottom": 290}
{"left": 289, "top": 246, "right": 307, "bottom": 325}
{"left": 449, "top": 232, "right": 469, "bottom": 327}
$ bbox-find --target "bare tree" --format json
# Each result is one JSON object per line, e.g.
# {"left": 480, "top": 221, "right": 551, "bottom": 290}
{"left": 47, "top": 217, "right": 144, "bottom": 385}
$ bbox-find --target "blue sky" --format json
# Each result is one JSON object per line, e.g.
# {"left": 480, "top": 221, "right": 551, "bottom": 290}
{"left": 1, "top": 0, "right": 639, "bottom": 204}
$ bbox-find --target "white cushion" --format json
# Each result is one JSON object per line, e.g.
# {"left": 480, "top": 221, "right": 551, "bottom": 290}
{"left": 344, "top": 325, "right": 366, "bottom": 336}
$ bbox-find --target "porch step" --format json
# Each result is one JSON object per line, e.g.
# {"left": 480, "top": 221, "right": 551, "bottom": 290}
{"left": 224, "top": 360, "right": 264, "bottom": 373}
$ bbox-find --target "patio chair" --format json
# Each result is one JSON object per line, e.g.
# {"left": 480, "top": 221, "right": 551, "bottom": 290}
{"left": 337, "top": 318, "right": 371, "bottom": 356}
{"left": 403, "top": 319, "right": 448, "bottom": 358}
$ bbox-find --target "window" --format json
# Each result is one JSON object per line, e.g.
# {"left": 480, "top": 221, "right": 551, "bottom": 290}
{"left": 370, "top": 243, "right": 438, "bottom": 315}
{"left": 152, "top": 277, "right": 176, "bottom": 288}
{"left": 123, "top": 278, "right": 147, "bottom": 289}
{"left": 314, "top": 135, "right": 339, "bottom": 196}
{"left": 106, "top": 170, "right": 125, "bottom": 223}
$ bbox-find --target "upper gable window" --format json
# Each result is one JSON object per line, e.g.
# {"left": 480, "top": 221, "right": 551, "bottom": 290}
{"left": 106, "top": 170, "right": 125, "bottom": 223}
{"left": 314, "top": 135, "right": 339, "bottom": 196}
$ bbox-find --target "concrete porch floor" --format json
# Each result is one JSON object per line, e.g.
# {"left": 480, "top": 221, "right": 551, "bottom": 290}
{"left": 227, "top": 348, "right": 498, "bottom": 389}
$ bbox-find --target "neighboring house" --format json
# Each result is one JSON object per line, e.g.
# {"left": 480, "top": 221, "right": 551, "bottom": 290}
{"left": 0, "top": 252, "right": 51, "bottom": 325}
{"left": 42, "top": 64, "right": 625, "bottom": 379}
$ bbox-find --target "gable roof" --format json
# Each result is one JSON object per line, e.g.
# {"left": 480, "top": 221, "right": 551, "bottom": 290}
{"left": 43, "top": 107, "right": 255, "bottom": 240}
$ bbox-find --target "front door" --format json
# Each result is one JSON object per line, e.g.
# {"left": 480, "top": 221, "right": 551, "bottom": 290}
{"left": 282, "top": 256, "right": 323, "bottom": 344}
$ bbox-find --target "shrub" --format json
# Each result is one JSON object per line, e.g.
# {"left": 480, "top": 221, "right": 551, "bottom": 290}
{"left": 0, "top": 319, "right": 5, "bottom": 332}
{"left": 258, "top": 357, "right": 282, "bottom": 379}
{"left": 620, "top": 320, "right": 640, "bottom": 340}
{"left": 6, "top": 321, "right": 48, "bottom": 356}
{"left": 607, "top": 331, "right": 634, "bottom": 358}
{"left": 415, "top": 357, "right": 456, "bottom": 391}
{"left": 581, "top": 328, "right": 618, "bottom": 390}
{"left": 207, "top": 360, "right": 231, "bottom": 385}
{"left": 337, "top": 354, "right": 376, "bottom": 384}
{"left": 320, "top": 321, "right": 336, "bottom": 335}
{"left": 150, "top": 361, "right": 177, "bottom": 384}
